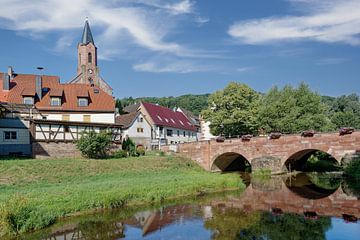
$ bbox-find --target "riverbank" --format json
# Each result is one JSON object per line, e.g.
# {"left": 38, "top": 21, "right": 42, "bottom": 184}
{"left": 0, "top": 153, "right": 243, "bottom": 237}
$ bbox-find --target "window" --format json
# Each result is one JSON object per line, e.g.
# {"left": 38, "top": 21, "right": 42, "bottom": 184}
{"left": 88, "top": 52, "right": 92, "bottom": 63}
{"left": 166, "top": 129, "right": 173, "bottom": 136}
{"left": 78, "top": 98, "right": 88, "bottom": 107}
{"left": 83, "top": 115, "right": 91, "bottom": 122}
{"left": 183, "top": 131, "right": 186, "bottom": 137}
{"left": 23, "top": 97, "right": 34, "bottom": 105}
{"left": 64, "top": 126, "right": 70, "bottom": 133}
{"left": 4, "top": 131, "right": 17, "bottom": 140}
{"left": 138, "top": 117, "right": 143, "bottom": 122}
{"left": 188, "top": 132, "right": 190, "bottom": 137}
{"left": 42, "top": 115, "right": 47, "bottom": 120}
{"left": 137, "top": 127, "right": 144, "bottom": 133}
{"left": 51, "top": 97, "right": 61, "bottom": 106}
{"left": 62, "top": 115, "right": 70, "bottom": 121}
{"left": 177, "top": 130, "right": 180, "bottom": 136}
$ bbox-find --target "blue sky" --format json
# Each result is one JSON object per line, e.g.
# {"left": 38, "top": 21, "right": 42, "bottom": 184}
{"left": 0, "top": 0, "right": 359, "bottom": 98}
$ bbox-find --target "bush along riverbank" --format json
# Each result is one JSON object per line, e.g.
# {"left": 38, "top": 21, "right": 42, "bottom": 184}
{"left": 0, "top": 153, "right": 243, "bottom": 237}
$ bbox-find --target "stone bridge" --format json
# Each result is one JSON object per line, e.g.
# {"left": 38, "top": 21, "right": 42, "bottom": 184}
{"left": 164, "top": 132, "right": 360, "bottom": 173}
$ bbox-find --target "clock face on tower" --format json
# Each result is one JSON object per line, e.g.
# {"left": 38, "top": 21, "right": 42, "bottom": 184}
{"left": 88, "top": 69, "right": 93, "bottom": 74}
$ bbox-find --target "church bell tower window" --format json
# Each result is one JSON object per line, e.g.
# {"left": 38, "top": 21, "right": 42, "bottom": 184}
{"left": 88, "top": 52, "right": 92, "bottom": 63}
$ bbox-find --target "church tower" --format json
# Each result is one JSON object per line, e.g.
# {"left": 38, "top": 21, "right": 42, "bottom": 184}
{"left": 77, "top": 19, "right": 98, "bottom": 86}
{"left": 69, "top": 19, "right": 113, "bottom": 95}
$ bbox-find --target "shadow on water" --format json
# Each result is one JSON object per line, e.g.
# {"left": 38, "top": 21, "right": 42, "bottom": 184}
{"left": 13, "top": 173, "right": 360, "bottom": 240}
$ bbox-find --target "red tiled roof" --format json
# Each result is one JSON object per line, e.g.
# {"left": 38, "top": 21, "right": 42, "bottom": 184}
{"left": 0, "top": 73, "right": 115, "bottom": 112}
{"left": 0, "top": 79, "right": 8, "bottom": 102}
{"left": 142, "top": 102, "right": 197, "bottom": 131}
{"left": 115, "top": 112, "right": 139, "bottom": 129}
{"left": 21, "top": 88, "right": 36, "bottom": 96}
{"left": 76, "top": 88, "right": 88, "bottom": 97}
{"left": 49, "top": 88, "right": 63, "bottom": 97}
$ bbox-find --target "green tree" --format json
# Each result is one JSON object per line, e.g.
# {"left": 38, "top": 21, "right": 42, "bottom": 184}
{"left": 257, "top": 83, "right": 333, "bottom": 133}
{"left": 323, "top": 93, "right": 360, "bottom": 129}
{"left": 76, "top": 131, "right": 112, "bottom": 159}
{"left": 201, "top": 82, "right": 260, "bottom": 136}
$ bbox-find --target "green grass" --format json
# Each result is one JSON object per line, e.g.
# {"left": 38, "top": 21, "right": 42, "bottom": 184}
{"left": 0, "top": 154, "right": 243, "bottom": 236}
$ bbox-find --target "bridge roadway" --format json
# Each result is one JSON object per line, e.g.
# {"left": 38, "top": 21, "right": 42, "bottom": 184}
{"left": 163, "top": 131, "right": 360, "bottom": 173}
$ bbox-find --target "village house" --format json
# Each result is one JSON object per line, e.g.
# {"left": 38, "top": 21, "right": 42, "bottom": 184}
{"left": 0, "top": 20, "right": 122, "bottom": 157}
{"left": 118, "top": 102, "right": 198, "bottom": 149}
{"left": 0, "top": 20, "right": 115, "bottom": 124}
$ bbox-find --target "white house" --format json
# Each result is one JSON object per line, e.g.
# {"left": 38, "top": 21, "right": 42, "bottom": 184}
{"left": 116, "top": 111, "right": 152, "bottom": 149}
{"left": 120, "top": 102, "right": 198, "bottom": 149}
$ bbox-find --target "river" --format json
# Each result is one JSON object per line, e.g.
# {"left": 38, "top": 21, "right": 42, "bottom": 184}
{"left": 18, "top": 173, "right": 360, "bottom": 239}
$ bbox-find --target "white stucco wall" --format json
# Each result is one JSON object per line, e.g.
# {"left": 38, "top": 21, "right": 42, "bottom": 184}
{"left": 39, "top": 113, "right": 115, "bottom": 124}
{"left": 122, "top": 113, "right": 152, "bottom": 139}
{"left": 200, "top": 120, "right": 215, "bottom": 140}
{"left": 154, "top": 126, "right": 197, "bottom": 144}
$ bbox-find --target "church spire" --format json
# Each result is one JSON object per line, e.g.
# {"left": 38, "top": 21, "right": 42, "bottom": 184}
{"left": 80, "top": 18, "right": 95, "bottom": 45}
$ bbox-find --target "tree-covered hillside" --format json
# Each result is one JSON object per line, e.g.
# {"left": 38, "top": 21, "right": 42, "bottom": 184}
{"left": 116, "top": 94, "right": 210, "bottom": 116}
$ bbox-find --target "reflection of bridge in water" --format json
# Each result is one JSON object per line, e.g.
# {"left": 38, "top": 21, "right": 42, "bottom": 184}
{"left": 38, "top": 175, "right": 360, "bottom": 240}
{"left": 210, "top": 175, "right": 360, "bottom": 219}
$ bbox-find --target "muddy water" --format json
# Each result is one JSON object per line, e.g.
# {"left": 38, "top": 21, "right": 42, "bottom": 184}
{"left": 18, "top": 173, "right": 360, "bottom": 240}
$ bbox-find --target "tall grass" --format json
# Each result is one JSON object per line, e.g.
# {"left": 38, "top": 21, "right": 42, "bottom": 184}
{"left": 0, "top": 154, "right": 243, "bottom": 236}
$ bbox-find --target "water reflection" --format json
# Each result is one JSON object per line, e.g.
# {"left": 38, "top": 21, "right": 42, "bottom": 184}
{"left": 19, "top": 173, "right": 360, "bottom": 240}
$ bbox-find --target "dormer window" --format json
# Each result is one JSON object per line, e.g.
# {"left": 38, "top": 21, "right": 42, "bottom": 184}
{"left": 23, "top": 97, "right": 34, "bottom": 105}
{"left": 78, "top": 97, "right": 88, "bottom": 107}
{"left": 51, "top": 97, "right": 61, "bottom": 106}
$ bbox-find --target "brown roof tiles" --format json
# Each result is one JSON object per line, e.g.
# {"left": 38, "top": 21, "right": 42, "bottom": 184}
{"left": 0, "top": 73, "right": 115, "bottom": 112}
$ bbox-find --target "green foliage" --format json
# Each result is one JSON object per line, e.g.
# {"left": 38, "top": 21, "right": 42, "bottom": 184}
{"left": 76, "top": 131, "right": 112, "bottom": 159}
{"left": 119, "top": 94, "right": 209, "bottom": 116}
{"left": 112, "top": 149, "right": 128, "bottom": 158}
{"left": 302, "top": 151, "right": 341, "bottom": 172}
{"left": 202, "top": 82, "right": 260, "bottom": 136}
{"left": 0, "top": 156, "right": 242, "bottom": 236}
{"left": 136, "top": 146, "right": 146, "bottom": 156}
{"left": 238, "top": 212, "right": 332, "bottom": 240}
{"left": 257, "top": 83, "right": 333, "bottom": 133}
{"left": 122, "top": 138, "right": 136, "bottom": 156}
{"left": 344, "top": 157, "right": 360, "bottom": 179}
{"left": 0, "top": 195, "right": 55, "bottom": 235}
{"left": 322, "top": 93, "right": 360, "bottom": 130}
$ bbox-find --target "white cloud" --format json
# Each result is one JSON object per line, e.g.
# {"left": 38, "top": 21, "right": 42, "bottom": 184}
{"left": 228, "top": 0, "right": 360, "bottom": 45}
{"left": 194, "top": 16, "right": 210, "bottom": 26}
{"left": 236, "top": 67, "right": 253, "bottom": 73}
{"left": 315, "top": 57, "right": 348, "bottom": 65}
{"left": 0, "top": 0, "right": 197, "bottom": 58}
{"left": 133, "top": 58, "right": 210, "bottom": 73}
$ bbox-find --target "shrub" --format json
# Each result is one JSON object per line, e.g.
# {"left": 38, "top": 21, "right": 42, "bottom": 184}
{"left": 76, "top": 131, "right": 112, "bottom": 159}
{"left": 122, "top": 138, "right": 137, "bottom": 157}
{"left": 136, "top": 146, "right": 146, "bottom": 156}
{"left": 112, "top": 149, "right": 128, "bottom": 158}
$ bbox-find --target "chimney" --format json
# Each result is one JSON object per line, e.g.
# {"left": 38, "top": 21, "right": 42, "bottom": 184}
{"left": 7, "top": 66, "right": 14, "bottom": 80}
{"left": 3, "top": 72, "right": 9, "bottom": 90}
{"left": 35, "top": 75, "right": 42, "bottom": 99}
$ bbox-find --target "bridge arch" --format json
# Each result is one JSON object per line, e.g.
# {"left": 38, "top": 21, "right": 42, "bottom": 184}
{"left": 283, "top": 149, "right": 340, "bottom": 172}
{"left": 211, "top": 152, "right": 251, "bottom": 172}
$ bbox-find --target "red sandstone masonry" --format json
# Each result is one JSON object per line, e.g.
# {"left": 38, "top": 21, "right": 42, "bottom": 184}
{"left": 168, "top": 132, "right": 360, "bottom": 172}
